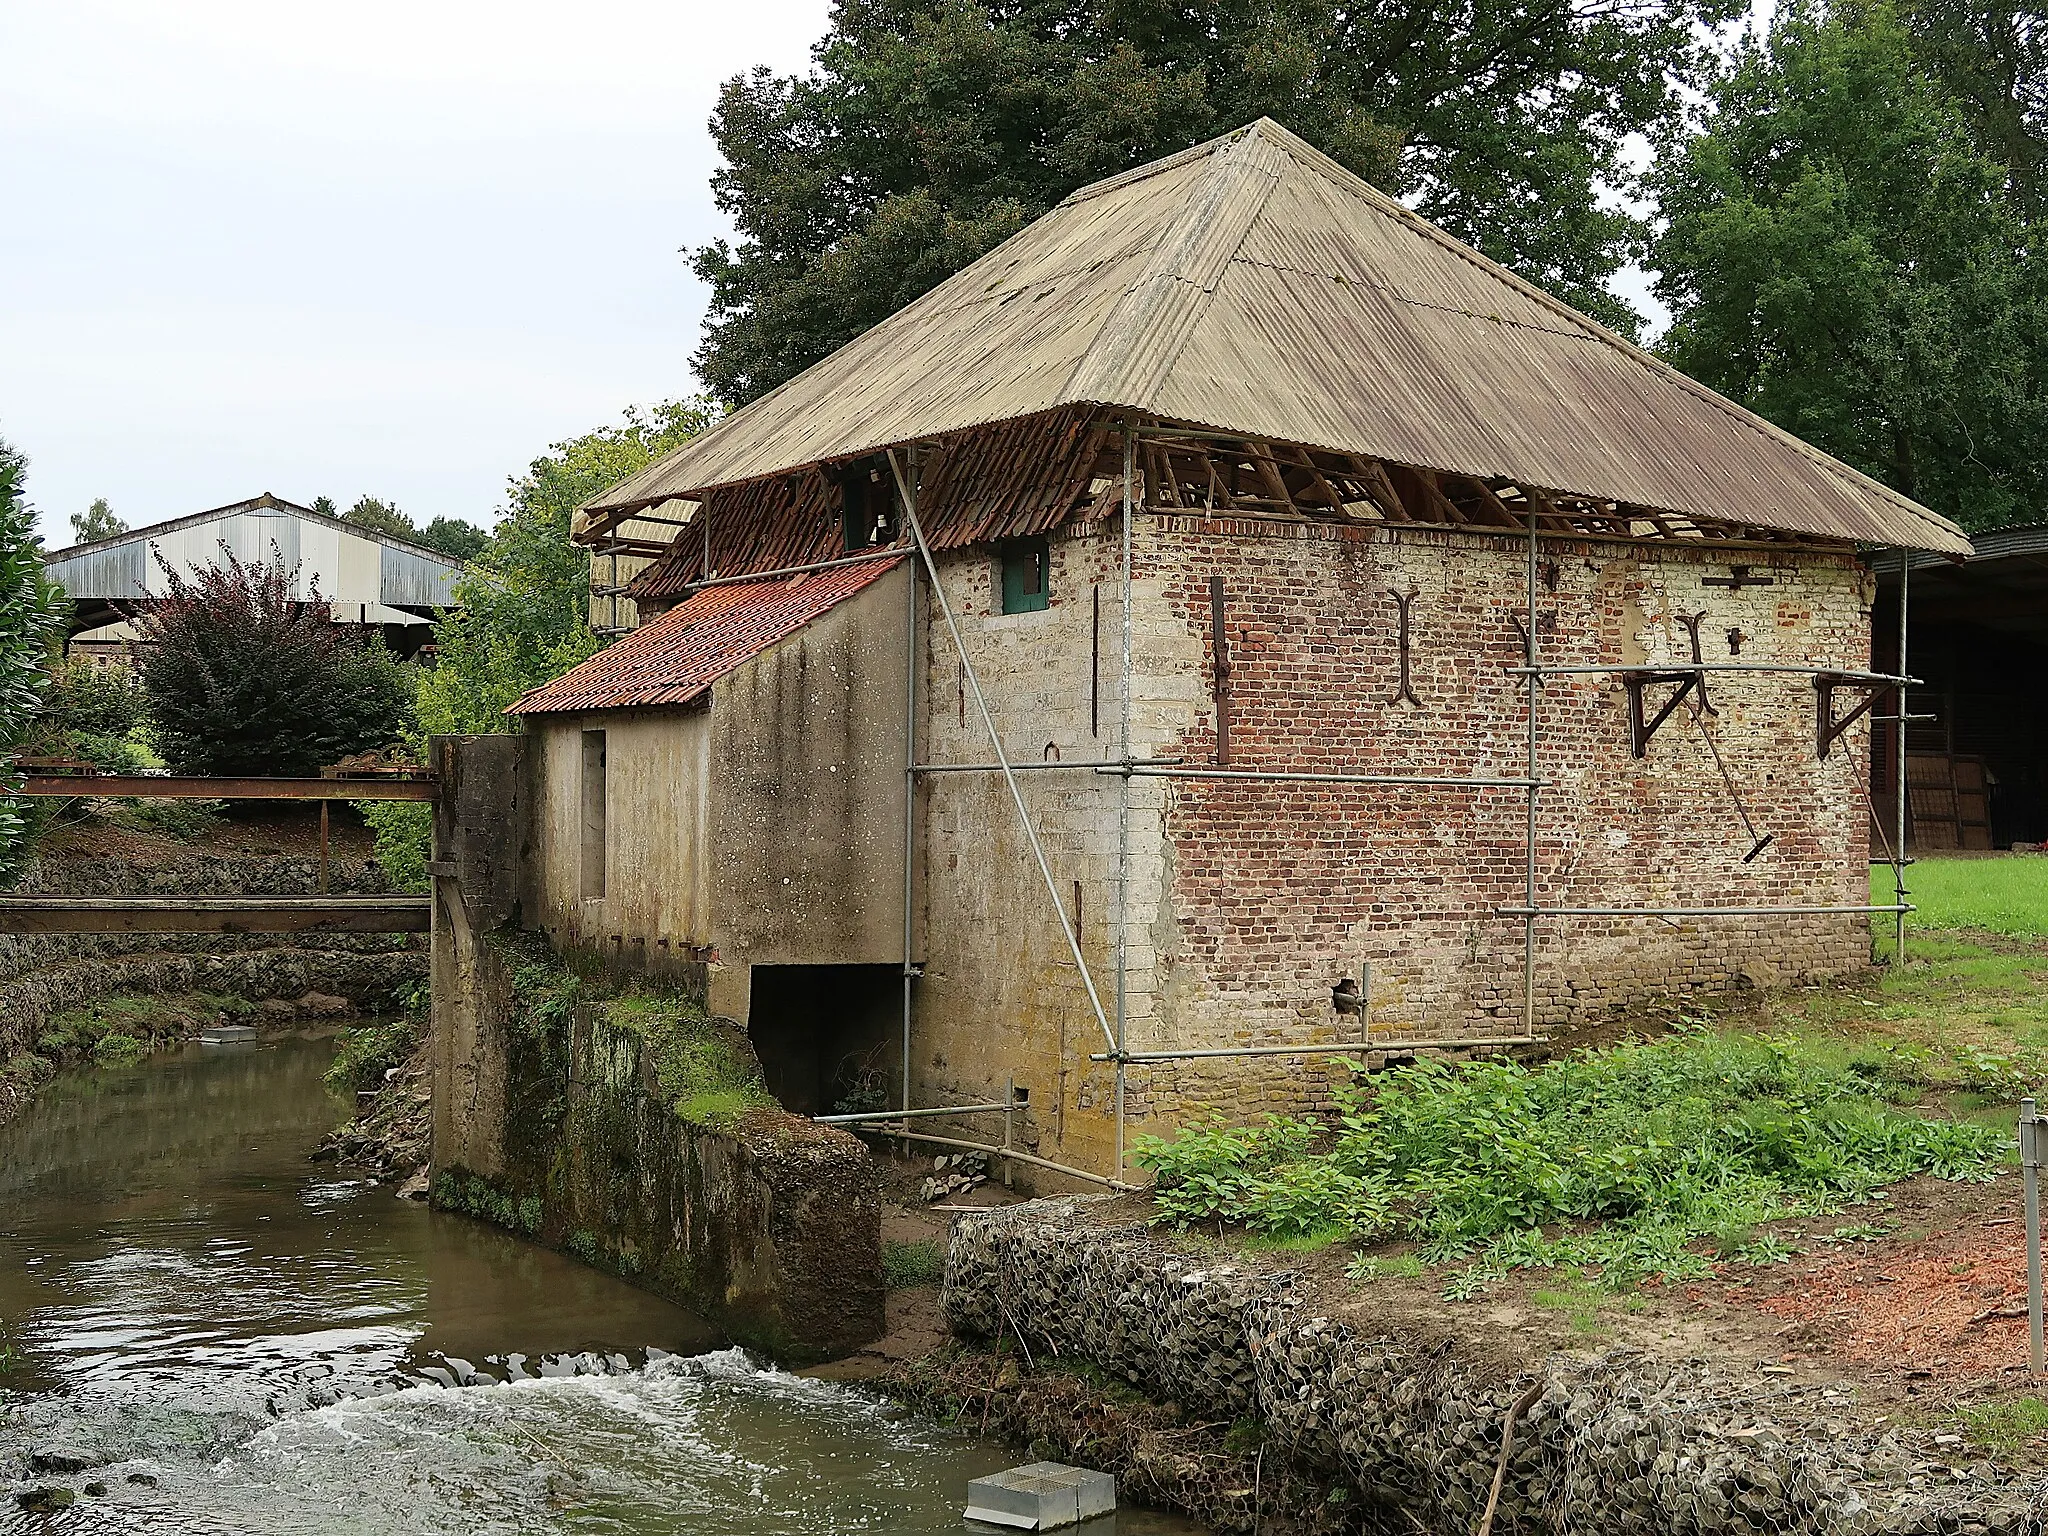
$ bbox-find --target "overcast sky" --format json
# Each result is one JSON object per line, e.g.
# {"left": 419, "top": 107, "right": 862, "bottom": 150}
{"left": 0, "top": 1, "right": 830, "bottom": 547}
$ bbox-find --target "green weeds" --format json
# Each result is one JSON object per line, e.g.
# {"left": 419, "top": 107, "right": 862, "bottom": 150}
{"left": 1960, "top": 1397, "right": 2048, "bottom": 1455}
{"left": 883, "top": 1238, "right": 946, "bottom": 1289}
{"left": 601, "top": 994, "right": 773, "bottom": 1131}
{"left": 1135, "top": 1030, "right": 2003, "bottom": 1293}
{"left": 324, "top": 1002, "right": 425, "bottom": 1096}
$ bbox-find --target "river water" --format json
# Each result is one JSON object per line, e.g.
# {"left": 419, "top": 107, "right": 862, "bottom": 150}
{"left": 0, "top": 1034, "right": 1198, "bottom": 1534}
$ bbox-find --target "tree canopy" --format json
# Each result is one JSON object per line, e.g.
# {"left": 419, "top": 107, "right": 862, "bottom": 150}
{"left": 693, "top": 0, "right": 1739, "bottom": 404}
{"left": 341, "top": 495, "right": 490, "bottom": 561}
{"left": 1, "top": 439, "right": 75, "bottom": 879}
{"left": 416, "top": 399, "right": 717, "bottom": 737}
{"left": 70, "top": 497, "right": 125, "bottom": 544}
{"left": 1650, "top": 0, "right": 2048, "bottom": 531}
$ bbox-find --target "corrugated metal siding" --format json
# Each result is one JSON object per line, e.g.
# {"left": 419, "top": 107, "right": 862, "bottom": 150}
{"left": 510, "top": 555, "right": 908, "bottom": 715}
{"left": 578, "top": 118, "right": 1967, "bottom": 556}
{"left": 47, "top": 503, "right": 468, "bottom": 607}
{"left": 46, "top": 541, "right": 148, "bottom": 602}
{"left": 379, "top": 543, "right": 462, "bottom": 609}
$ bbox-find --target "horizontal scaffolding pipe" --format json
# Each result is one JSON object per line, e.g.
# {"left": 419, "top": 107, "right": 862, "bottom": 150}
{"left": 1496, "top": 903, "right": 1913, "bottom": 918}
{"left": 1508, "top": 662, "right": 1919, "bottom": 686}
{"left": 680, "top": 544, "right": 907, "bottom": 593}
{"left": 1093, "top": 1036, "right": 1548, "bottom": 1063}
{"left": 15, "top": 775, "right": 436, "bottom": 801}
{"left": 843, "top": 1125, "right": 1138, "bottom": 1192}
{"left": 1107, "top": 766, "right": 1544, "bottom": 789}
{"left": 815, "top": 1101, "right": 1011, "bottom": 1125}
{"left": 915, "top": 760, "right": 1126, "bottom": 775}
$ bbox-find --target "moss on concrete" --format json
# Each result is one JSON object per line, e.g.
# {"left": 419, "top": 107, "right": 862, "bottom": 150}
{"left": 601, "top": 993, "right": 773, "bottom": 1131}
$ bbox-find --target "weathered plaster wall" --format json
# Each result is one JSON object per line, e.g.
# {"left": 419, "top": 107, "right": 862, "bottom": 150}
{"left": 910, "top": 520, "right": 1176, "bottom": 1177}
{"left": 428, "top": 732, "right": 884, "bottom": 1361}
{"left": 525, "top": 564, "right": 913, "bottom": 1015}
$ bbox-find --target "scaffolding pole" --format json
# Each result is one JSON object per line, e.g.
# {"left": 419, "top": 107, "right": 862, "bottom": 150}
{"left": 1894, "top": 549, "right": 1912, "bottom": 965}
{"left": 887, "top": 449, "right": 1118, "bottom": 1063}
{"left": 1115, "top": 432, "right": 1134, "bottom": 1180}
{"left": 1523, "top": 509, "right": 1540, "bottom": 1038}
{"left": 902, "top": 529, "right": 918, "bottom": 1116}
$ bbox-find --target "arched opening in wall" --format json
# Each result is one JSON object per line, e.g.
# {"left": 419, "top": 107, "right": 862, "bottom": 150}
{"left": 745, "top": 964, "right": 902, "bottom": 1118}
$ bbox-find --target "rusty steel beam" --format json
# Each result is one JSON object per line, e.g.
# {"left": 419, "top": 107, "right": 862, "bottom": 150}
{"left": 15, "top": 775, "right": 437, "bottom": 801}
{"left": 0, "top": 896, "right": 430, "bottom": 934}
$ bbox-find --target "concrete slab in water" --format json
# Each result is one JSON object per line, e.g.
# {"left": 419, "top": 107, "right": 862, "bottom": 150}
{"left": 199, "top": 1025, "right": 260, "bottom": 1046}
{"left": 965, "top": 1462, "right": 1115, "bottom": 1529}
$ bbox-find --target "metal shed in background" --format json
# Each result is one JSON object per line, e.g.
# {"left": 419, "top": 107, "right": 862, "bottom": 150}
{"left": 45, "top": 491, "right": 466, "bottom": 658}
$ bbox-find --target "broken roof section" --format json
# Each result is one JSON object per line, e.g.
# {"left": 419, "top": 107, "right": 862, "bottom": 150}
{"left": 508, "top": 553, "right": 904, "bottom": 716}
{"left": 580, "top": 117, "right": 1967, "bottom": 556}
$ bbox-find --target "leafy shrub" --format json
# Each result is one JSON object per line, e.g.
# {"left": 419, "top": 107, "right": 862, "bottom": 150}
{"left": 130, "top": 543, "right": 415, "bottom": 775}
{"left": 325, "top": 1009, "right": 426, "bottom": 1097}
{"left": 1134, "top": 1030, "right": 2005, "bottom": 1287}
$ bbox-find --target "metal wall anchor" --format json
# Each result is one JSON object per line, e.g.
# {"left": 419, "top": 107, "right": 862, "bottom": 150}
{"left": 1388, "top": 587, "right": 1421, "bottom": 706}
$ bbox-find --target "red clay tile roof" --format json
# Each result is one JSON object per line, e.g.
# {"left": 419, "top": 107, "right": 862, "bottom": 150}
{"left": 506, "top": 554, "right": 905, "bottom": 716}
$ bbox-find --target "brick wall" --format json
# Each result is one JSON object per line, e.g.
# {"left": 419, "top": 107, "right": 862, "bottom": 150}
{"left": 1135, "top": 518, "right": 1875, "bottom": 1125}
{"left": 907, "top": 515, "right": 1876, "bottom": 1174}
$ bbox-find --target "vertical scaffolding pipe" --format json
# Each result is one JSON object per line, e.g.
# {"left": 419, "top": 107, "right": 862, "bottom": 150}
{"left": 1522, "top": 513, "right": 1539, "bottom": 1037}
{"left": 902, "top": 535, "right": 918, "bottom": 1115}
{"left": 1115, "top": 431, "right": 1135, "bottom": 1179}
{"left": 2025, "top": 1096, "right": 2043, "bottom": 1371}
{"left": 1894, "top": 549, "right": 1911, "bottom": 965}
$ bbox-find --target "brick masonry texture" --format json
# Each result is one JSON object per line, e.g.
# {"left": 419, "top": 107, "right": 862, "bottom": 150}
{"left": 908, "top": 515, "right": 1876, "bottom": 1174}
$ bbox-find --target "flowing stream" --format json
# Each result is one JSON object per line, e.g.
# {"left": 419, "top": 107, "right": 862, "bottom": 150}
{"left": 0, "top": 1033, "right": 1200, "bottom": 1534}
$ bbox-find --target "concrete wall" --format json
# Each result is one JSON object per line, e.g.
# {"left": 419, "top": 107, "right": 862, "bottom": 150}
{"left": 905, "top": 516, "right": 1876, "bottom": 1174}
{"left": 427, "top": 732, "right": 884, "bottom": 1361}
{"left": 524, "top": 563, "right": 913, "bottom": 1014}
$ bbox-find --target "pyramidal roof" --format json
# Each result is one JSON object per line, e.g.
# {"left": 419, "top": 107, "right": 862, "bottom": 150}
{"left": 588, "top": 118, "right": 1967, "bottom": 554}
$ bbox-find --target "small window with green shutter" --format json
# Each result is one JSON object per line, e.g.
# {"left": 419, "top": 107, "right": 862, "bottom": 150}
{"left": 999, "top": 536, "right": 1051, "bottom": 614}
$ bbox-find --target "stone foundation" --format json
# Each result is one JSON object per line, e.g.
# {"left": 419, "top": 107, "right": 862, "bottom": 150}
{"left": 942, "top": 1200, "right": 2043, "bottom": 1536}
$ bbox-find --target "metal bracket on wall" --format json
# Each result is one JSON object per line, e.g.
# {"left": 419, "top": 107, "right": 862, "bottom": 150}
{"left": 1814, "top": 674, "right": 1893, "bottom": 760}
{"left": 1625, "top": 611, "right": 1713, "bottom": 756}
{"left": 1388, "top": 586, "right": 1421, "bottom": 706}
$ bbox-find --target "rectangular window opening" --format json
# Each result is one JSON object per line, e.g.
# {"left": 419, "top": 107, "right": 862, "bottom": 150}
{"left": 998, "top": 535, "right": 1051, "bottom": 614}
{"left": 580, "top": 729, "right": 607, "bottom": 900}
{"left": 835, "top": 457, "right": 897, "bottom": 552}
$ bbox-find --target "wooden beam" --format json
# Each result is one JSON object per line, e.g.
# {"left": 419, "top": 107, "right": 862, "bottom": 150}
{"left": 0, "top": 896, "right": 431, "bottom": 934}
{"left": 16, "top": 776, "right": 437, "bottom": 801}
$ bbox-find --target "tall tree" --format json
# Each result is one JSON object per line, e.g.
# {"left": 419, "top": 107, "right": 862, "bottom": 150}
{"left": 417, "top": 399, "right": 718, "bottom": 736}
{"left": 0, "top": 438, "right": 68, "bottom": 881}
{"left": 70, "top": 497, "right": 126, "bottom": 544}
{"left": 366, "top": 400, "right": 717, "bottom": 888}
{"left": 414, "top": 516, "right": 490, "bottom": 562}
{"left": 1649, "top": 0, "right": 2048, "bottom": 531}
{"left": 343, "top": 495, "right": 417, "bottom": 540}
{"left": 693, "top": 0, "right": 1739, "bottom": 404}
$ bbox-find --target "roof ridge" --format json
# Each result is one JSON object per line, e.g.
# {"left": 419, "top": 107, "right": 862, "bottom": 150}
{"left": 1062, "top": 126, "right": 1287, "bottom": 407}
{"left": 1248, "top": 120, "right": 1956, "bottom": 543}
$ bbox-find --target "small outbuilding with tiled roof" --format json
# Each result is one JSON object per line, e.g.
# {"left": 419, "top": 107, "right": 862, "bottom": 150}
{"left": 477, "top": 118, "right": 1964, "bottom": 1182}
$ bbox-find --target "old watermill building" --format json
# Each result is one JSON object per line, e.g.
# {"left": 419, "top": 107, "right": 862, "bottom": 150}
{"left": 495, "top": 119, "right": 1968, "bottom": 1180}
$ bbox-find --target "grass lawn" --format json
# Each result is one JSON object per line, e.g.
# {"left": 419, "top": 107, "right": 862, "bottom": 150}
{"left": 1874, "top": 854, "right": 2048, "bottom": 940}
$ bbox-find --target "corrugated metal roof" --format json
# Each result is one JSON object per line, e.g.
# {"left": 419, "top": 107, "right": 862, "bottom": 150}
{"left": 580, "top": 117, "right": 1968, "bottom": 556}
{"left": 507, "top": 554, "right": 905, "bottom": 715}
